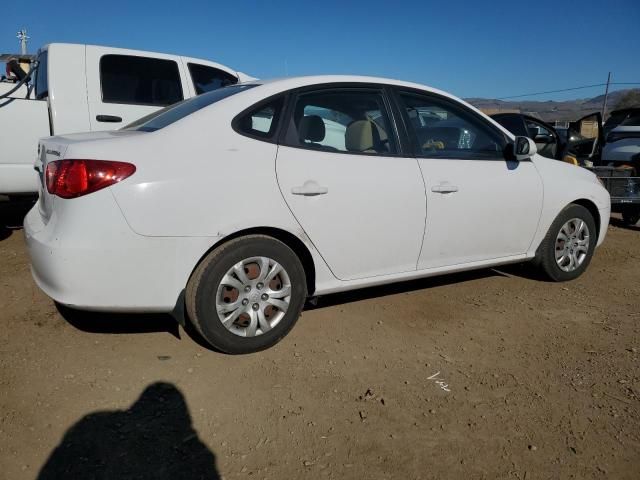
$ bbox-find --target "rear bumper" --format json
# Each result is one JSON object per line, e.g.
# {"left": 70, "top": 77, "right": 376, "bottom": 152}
{"left": 24, "top": 191, "right": 218, "bottom": 312}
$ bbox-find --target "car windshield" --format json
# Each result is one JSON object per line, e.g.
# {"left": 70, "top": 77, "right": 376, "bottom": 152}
{"left": 124, "top": 84, "right": 258, "bottom": 132}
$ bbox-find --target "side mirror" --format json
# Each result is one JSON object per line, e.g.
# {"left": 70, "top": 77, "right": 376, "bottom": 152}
{"left": 513, "top": 136, "right": 537, "bottom": 161}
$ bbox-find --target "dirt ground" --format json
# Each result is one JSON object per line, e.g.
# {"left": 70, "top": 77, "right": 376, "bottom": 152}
{"left": 1, "top": 209, "right": 639, "bottom": 479}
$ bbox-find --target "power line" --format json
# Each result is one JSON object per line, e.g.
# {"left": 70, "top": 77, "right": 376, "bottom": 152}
{"left": 497, "top": 82, "right": 640, "bottom": 100}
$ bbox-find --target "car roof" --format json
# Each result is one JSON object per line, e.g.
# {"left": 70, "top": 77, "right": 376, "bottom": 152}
{"left": 241, "top": 75, "right": 489, "bottom": 117}
{"left": 243, "top": 75, "right": 457, "bottom": 100}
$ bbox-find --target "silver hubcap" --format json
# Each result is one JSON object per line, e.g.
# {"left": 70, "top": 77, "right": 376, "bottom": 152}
{"left": 555, "top": 218, "right": 590, "bottom": 272}
{"left": 216, "top": 256, "right": 291, "bottom": 337}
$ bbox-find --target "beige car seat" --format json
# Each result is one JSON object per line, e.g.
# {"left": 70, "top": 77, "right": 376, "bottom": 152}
{"left": 345, "top": 119, "right": 388, "bottom": 153}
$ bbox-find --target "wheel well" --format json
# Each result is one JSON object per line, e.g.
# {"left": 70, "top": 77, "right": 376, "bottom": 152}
{"left": 189, "top": 227, "right": 316, "bottom": 295}
{"left": 572, "top": 199, "right": 601, "bottom": 239}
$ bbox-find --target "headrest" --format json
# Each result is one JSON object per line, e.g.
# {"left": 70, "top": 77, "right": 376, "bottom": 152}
{"left": 346, "top": 120, "right": 380, "bottom": 152}
{"left": 298, "top": 115, "right": 326, "bottom": 143}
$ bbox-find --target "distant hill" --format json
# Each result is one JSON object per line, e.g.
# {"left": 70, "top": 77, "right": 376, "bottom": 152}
{"left": 466, "top": 89, "right": 640, "bottom": 122}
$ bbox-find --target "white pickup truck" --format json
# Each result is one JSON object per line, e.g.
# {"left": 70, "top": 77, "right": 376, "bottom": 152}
{"left": 0, "top": 43, "right": 251, "bottom": 195}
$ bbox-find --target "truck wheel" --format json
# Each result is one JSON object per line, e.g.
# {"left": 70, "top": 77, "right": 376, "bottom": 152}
{"left": 621, "top": 208, "right": 640, "bottom": 226}
{"left": 186, "top": 235, "right": 307, "bottom": 354}
{"left": 535, "top": 204, "right": 597, "bottom": 282}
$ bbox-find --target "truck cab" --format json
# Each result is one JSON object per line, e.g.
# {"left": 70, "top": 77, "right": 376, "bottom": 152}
{"left": 0, "top": 43, "right": 251, "bottom": 195}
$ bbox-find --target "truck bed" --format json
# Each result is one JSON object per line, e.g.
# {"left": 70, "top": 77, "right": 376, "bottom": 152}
{"left": 0, "top": 89, "right": 50, "bottom": 194}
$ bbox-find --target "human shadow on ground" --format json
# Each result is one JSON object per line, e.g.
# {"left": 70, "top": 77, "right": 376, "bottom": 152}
{"left": 37, "top": 382, "right": 220, "bottom": 480}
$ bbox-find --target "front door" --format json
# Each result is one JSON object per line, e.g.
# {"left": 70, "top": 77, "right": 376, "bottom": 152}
{"left": 276, "top": 87, "right": 427, "bottom": 281}
{"left": 394, "top": 90, "right": 543, "bottom": 270}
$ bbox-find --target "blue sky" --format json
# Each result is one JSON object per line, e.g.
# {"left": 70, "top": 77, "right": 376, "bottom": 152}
{"left": 3, "top": 0, "right": 639, "bottom": 101}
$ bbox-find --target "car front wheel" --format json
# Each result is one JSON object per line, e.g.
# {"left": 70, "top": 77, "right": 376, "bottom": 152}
{"left": 535, "top": 204, "right": 597, "bottom": 282}
{"left": 186, "top": 235, "right": 307, "bottom": 354}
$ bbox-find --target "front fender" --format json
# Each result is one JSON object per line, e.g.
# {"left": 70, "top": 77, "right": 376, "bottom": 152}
{"left": 528, "top": 155, "right": 610, "bottom": 253}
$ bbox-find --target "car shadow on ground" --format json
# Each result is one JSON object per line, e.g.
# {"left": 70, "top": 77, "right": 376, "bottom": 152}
{"left": 0, "top": 195, "right": 37, "bottom": 241}
{"left": 37, "top": 382, "right": 221, "bottom": 480}
{"left": 305, "top": 266, "right": 535, "bottom": 310}
{"left": 609, "top": 217, "right": 640, "bottom": 232}
{"left": 57, "top": 266, "right": 534, "bottom": 352}
{"left": 56, "top": 304, "right": 181, "bottom": 339}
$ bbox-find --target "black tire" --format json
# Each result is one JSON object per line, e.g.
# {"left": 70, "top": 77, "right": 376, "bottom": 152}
{"left": 535, "top": 204, "right": 597, "bottom": 282}
{"left": 621, "top": 208, "right": 640, "bottom": 226}
{"left": 186, "top": 235, "right": 307, "bottom": 354}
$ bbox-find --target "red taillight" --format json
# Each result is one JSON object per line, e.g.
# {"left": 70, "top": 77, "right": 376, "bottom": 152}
{"left": 45, "top": 160, "right": 136, "bottom": 199}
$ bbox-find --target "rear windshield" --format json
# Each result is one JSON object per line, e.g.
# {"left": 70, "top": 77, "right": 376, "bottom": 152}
{"left": 124, "top": 84, "right": 257, "bottom": 132}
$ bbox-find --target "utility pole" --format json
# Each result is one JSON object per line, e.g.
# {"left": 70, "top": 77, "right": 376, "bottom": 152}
{"left": 601, "top": 72, "right": 611, "bottom": 120}
{"left": 17, "top": 29, "right": 29, "bottom": 55}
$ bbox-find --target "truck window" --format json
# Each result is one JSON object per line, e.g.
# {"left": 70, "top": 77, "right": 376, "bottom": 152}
{"left": 188, "top": 63, "right": 238, "bottom": 94}
{"left": 35, "top": 51, "right": 48, "bottom": 100}
{"left": 100, "top": 55, "right": 183, "bottom": 106}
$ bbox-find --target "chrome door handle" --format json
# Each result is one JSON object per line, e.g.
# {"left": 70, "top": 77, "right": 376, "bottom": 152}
{"left": 431, "top": 184, "right": 459, "bottom": 193}
{"left": 291, "top": 181, "right": 328, "bottom": 196}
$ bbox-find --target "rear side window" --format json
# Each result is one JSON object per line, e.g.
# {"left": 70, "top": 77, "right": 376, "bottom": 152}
{"left": 35, "top": 51, "right": 48, "bottom": 99}
{"left": 100, "top": 55, "right": 183, "bottom": 106}
{"left": 284, "top": 89, "right": 398, "bottom": 154}
{"left": 124, "top": 84, "right": 256, "bottom": 132}
{"left": 188, "top": 63, "right": 238, "bottom": 94}
{"left": 234, "top": 97, "right": 285, "bottom": 139}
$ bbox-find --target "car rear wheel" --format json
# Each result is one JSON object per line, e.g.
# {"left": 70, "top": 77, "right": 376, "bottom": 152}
{"left": 186, "top": 235, "right": 307, "bottom": 354}
{"left": 535, "top": 204, "right": 597, "bottom": 282}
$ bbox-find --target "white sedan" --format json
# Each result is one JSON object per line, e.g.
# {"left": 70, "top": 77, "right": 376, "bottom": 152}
{"left": 25, "top": 76, "right": 611, "bottom": 353}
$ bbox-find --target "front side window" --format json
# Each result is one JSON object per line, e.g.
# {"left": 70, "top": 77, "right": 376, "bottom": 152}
{"left": 399, "top": 92, "right": 504, "bottom": 159}
{"left": 285, "top": 89, "right": 397, "bottom": 154}
{"left": 491, "top": 114, "right": 528, "bottom": 137}
{"left": 188, "top": 63, "right": 238, "bottom": 94}
{"left": 100, "top": 55, "right": 183, "bottom": 106}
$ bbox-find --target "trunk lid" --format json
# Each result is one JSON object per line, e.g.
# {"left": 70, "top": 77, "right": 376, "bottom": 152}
{"left": 35, "top": 138, "right": 68, "bottom": 221}
{"left": 35, "top": 130, "right": 145, "bottom": 222}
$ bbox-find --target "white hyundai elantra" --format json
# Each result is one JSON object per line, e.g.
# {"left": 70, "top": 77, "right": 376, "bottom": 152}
{"left": 25, "top": 76, "right": 610, "bottom": 353}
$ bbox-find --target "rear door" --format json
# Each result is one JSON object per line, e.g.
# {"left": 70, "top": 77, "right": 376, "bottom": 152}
{"left": 85, "top": 47, "right": 190, "bottom": 130}
{"left": 275, "top": 86, "right": 427, "bottom": 281}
